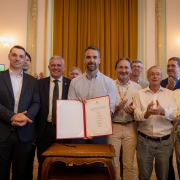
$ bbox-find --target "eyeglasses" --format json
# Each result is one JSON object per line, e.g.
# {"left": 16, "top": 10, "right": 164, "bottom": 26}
{"left": 132, "top": 65, "right": 142, "bottom": 69}
{"left": 148, "top": 73, "right": 162, "bottom": 77}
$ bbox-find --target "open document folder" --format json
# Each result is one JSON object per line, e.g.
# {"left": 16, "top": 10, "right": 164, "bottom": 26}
{"left": 56, "top": 95, "right": 112, "bottom": 139}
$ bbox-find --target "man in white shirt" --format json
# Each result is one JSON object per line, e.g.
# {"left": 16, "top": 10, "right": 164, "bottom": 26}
{"left": 68, "top": 46, "right": 116, "bottom": 145}
{"left": 107, "top": 57, "right": 141, "bottom": 180}
{"left": 173, "top": 89, "right": 180, "bottom": 179}
{"left": 133, "top": 66, "right": 177, "bottom": 180}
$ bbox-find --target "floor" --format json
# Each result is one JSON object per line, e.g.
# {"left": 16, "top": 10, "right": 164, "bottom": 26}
{"left": 31, "top": 151, "right": 179, "bottom": 180}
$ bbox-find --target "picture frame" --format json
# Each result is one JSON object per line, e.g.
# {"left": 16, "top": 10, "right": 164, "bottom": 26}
{"left": 0, "top": 64, "right": 5, "bottom": 71}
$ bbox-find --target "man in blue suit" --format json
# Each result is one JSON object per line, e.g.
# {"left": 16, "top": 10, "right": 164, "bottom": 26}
{"left": 0, "top": 45, "right": 40, "bottom": 180}
{"left": 161, "top": 57, "right": 180, "bottom": 90}
{"left": 160, "top": 57, "right": 180, "bottom": 180}
{"left": 36, "top": 56, "right": 71, "bottom": 180}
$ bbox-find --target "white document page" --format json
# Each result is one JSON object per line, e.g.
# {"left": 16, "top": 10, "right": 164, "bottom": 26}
{"left": 85, "top": 96, "right": 112, "bottom": 137}
{"left": 56, "top": 100, "right": 84, "bottom": 139}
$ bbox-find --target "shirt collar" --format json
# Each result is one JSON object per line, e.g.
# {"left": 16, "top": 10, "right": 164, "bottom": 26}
{"left": 50, "top": 75, "right": 63, "bottom": 82}
{"left": 144, "top": 86, "right": 164, "bottom": 93}
{"left": 9, "top": 68, "right": 23, "bottom": 77}
{"left": 85, "top": 70, "right": 100, "bottom": 80}
{"left": 116, "top": 79, "right": 130, "bottom": 86}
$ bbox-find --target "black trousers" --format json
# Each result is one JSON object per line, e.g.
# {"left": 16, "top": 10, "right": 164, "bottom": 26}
{"left": 0, "top": 130, "right": 32, "bottom": 180}
{"left": 37, "top": 122, "right": 71, "bottom": 180}
{"left": 23, "top": 143, "right": 36, "bottom": 180}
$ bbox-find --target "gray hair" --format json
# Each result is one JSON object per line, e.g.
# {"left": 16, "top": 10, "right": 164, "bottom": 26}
{"left": 49, "top": 55, "right": 65, "bottom": 66}
{"left": 69, "top": 67, "right": 82, "bottom": 74}
{"left": 132, "top": 59, "right": 143, "bottom": 68}
{"left": 147, "top": 66, "right": 162, "bottom": 77}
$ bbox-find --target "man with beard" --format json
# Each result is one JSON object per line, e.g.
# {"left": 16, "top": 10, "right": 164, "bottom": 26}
{"left": 107, "top": 58, "right": 141, "bottom": 179}
{"left": 160, "top": 57, "right": 180, "bottom": 180}
{"left": 68, "top": 45, "right": 116, "bottom": 144}
{"left": 129, "top": 60, "right": 149, "bottom": 88}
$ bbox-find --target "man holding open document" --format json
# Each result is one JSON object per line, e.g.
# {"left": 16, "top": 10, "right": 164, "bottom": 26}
{"left": 68, "top": 45, "right": 116, "bottom": 144}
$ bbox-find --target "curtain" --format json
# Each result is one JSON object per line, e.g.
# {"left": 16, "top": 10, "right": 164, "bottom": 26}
{"left": 53, "top": 0, "right": 138, "bottom": 79}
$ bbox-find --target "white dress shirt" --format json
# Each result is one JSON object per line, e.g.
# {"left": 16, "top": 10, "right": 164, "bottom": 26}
{"left": 68, "top": 71, "right": 116, "bottom": 113}
{"left": 133, "top": 86, "right": 177, "bottom": 137}
{"left": 113, "top": 80, "right": 141, "bottom": 123}
{"left": 9, "top": 69, "right": 23, "bottom": 113}
{"left": 47, "top": 76, "right": 63, "bottom": 122}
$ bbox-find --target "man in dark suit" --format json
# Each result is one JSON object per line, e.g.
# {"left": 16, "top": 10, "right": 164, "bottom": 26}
{"left": 160, "top": 57, "right": 180, "bottom": 180}
{"left": 0, "top": 45, "right": 40, "bottom": 180}
{"left": 36, "top": 55, "right": 71, "bottom": 180}
{"left": 161, "top": 57, "right": 180, "bottom": 90}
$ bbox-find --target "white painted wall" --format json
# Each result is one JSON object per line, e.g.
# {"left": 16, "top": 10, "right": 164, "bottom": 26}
{"left": 36, "top": 0, "right": 46, "bottom": 75}
{"left": 166, "top": 0, "right": 180, "bottom": 60}
{"left": 0, "top": 0, "right": 28, "bottom": 70}
{"left": 146, "top": 0, "right": 156, "bottom": 69}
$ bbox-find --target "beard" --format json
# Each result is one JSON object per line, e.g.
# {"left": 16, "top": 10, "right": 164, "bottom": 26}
{"left": 86, "top": 62, "right": 98, "bottom": 71}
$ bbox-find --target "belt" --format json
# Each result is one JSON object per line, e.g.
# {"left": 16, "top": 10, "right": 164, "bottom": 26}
{"left": 11, "top": 126, "right": 17, "bottom": 131}
{"left": 113, "top": 120, "right": 135, "bottom": 125}
{"left": 47, "top": 121, "right": 56, "bottom": 125}
{"left": 138, "top": 131, "right": 170, "bottom": 142}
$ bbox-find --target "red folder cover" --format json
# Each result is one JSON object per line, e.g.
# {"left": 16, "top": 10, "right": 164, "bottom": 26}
{"left": 56, "top": 95, "right": 112, "bottom": 139}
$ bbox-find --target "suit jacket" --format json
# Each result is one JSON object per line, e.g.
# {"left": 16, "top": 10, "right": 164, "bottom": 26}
{"left": 161, "top": 77, "right": 180, "bottom": 90}
{"left": 138, "top": 77, "right": 149, "bottom": 89}
{"left": 0, "top": 69, "right": 40, "bottom": 142}
{"left": 37, "top": 76, "right": 71, "bottom": 141}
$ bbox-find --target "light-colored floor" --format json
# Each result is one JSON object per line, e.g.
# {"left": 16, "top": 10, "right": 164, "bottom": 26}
{"left": 32, "top": 151, "right": 179, "bottom": 180}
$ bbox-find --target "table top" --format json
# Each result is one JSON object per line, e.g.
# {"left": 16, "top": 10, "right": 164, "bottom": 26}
{"left": 42, "top": 143, "right": 115, "bottom": 157}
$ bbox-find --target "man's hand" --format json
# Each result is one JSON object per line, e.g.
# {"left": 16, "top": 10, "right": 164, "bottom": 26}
{"left": 34, "top": 72, "right": 44, "bottom": 80}
{"left": 150, "top": 100, "right": 165, "bottom": 116}
{"left": 123, "top": 102, "right": 135, "bottom": 116}
{"left": 166, "top": 77, "right": 175, "bottom": 90}
{"left": 144, "top": 101, "right": 154, "bottom": 118}
{"left": 115, "top": 99, "right": 128, "bottom": 112}
{"left": 144, "top": 100, "right": 165, "bottom": 118}
{"left": 74, "top": 97, "right": 87, "bottom": 104}
{"left": 11, "top": 111, "right": 33, "bottom": 127}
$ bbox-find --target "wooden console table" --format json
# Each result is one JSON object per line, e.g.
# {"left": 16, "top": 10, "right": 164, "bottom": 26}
{"left": 41, "top": 143, "right": 116, "bottom": 180}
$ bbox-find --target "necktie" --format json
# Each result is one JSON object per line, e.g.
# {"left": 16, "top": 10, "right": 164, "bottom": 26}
{"left": 52, "top": 79, "right": 59, "bottom": 124}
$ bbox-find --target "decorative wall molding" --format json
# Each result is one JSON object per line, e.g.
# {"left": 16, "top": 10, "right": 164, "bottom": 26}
{"left": 138, "top": 0, "right": 147, "bottom": 79}
{"left": 155, "top": 0, "right": 162, "bottom": 67}
{"left": 30, "top": 0, "right": 38, "bottom": 75}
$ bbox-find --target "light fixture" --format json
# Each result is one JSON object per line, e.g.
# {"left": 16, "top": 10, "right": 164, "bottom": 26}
{"left": 0, "top": 37, "right": 14, "bottom": 47}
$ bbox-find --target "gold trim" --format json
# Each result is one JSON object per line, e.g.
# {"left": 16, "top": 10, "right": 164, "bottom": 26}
{"left": 138, "top": 0, "right": 147, "bottom": 79}
{"left": 30, "top": 0, "right": 38, "bottom": 75}
{"left": 155, "top": 0, "right": 162, "bottom": 67}
{"left": 44, "top": 0, "right": 48, "bottom": 77}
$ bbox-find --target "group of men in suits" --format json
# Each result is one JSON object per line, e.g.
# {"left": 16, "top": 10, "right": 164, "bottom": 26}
{"left": 1, "top": 44, "right": 180, "bottom": 180}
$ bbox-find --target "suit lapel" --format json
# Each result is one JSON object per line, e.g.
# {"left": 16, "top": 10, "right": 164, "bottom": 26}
{"left": 45, "top": 77, "right": 50, "bottom": 110}
{"left": 174, "top": 79, "right": 180, "bottom": 90}
{"left": 2, "top": 70, "right": 14, "bottom": 99}
{"left": 62, "top": 77, "right": 68, "bottom": 99}
{"left": 20, "top": 73, "right": 29, "bottom": 98}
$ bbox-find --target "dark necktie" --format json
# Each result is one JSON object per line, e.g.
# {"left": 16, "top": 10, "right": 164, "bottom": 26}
{"left": 52, "top": 79, "right": 59, "bottom": 124}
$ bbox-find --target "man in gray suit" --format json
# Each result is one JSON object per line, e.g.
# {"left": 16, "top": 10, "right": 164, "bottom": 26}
{"left": 129, "top": 59, "right": 149, "bottom": 88}
{"left": 0, "top": 45, "right": 40, "bottom": 180}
